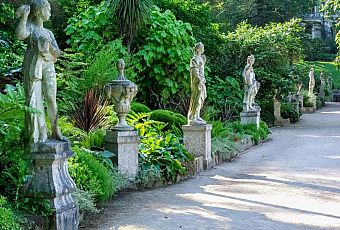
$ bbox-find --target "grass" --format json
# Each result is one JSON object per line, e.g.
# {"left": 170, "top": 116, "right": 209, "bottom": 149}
{"left": 307, "top": 61, "right": 340, "bottom": 89}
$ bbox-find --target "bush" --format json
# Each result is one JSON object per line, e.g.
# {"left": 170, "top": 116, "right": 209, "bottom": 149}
{"left": 207, "top": 76, "right": 243, "bottom": 121}
{"left": 0, "top": 196, "right": 21, "bottom": 230}
{"left": 211, "top": 137, "right": 237, "bottom": 160}
{"left": 149, "top": 110, "right": 187, "bottom": 135}
{"left": 65, "top": 3, "right": 117, "bottom": 55}
{"left": 133, "top": 6, "right": 196, "bottom": 108}
{"left": 130, "top": 102, "right": 151, "bottom": 113}
{"left": 225, "top": 121, "right": 270, "bottom": 145}
{"left": 302, "top": 91, "right": 316, "bottom": 107}
{"left": 127, "top": 112, "right": 193, "bottom": 182}
{"left": 281, "top": 102, "right": 300, "bottom": 123}
{"left": 68, "top": 147, "right": 126, "bottom": 202}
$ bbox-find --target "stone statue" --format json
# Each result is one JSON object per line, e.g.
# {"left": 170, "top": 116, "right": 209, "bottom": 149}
{"left": 243, "top": 55, "right": 260, "bottom": 112}
{"left": 289, "top": 67, "right": 302, "bottom": 95}
{"left": 187, "top": 42, "right": 207, "bottom": 125}
{"left": 16, "top": 0, "right": 65, "bottom": 143}
{"left": 308, "top": 67, "right": 315, "bottom": 94}
{"left": 106, "top": 59, "right": 138, "bottom": 130}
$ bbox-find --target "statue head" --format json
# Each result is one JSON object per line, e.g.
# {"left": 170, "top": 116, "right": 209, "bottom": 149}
{"left": 195, "top": 42, "right": 204, "bottom": 55}
{"left": 30, "top": 0, "right": 51, "bottom": 22}
{"left": 117, "top": 59, "right": 125, "bottom": 70}
{"left": 247, "top": 55, "right": 255, "bottom": 65}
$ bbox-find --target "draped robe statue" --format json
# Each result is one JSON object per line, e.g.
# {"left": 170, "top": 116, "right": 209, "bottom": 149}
{"left": 16, "top": 0, "right": 65, "bottom": 143}
{"left": 243, "top": 55, "right": 260, "bottom": 112}
{"left": 187, "top": 42, "right": 207, "bottom": 125}
{"left": 308, "top": 67, "right": 315, "bottom": 94}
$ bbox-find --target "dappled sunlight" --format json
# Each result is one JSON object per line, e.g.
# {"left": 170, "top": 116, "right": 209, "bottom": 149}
{"left": 173, "top": 173, "right": 340, "bottom": 228}
{"left": 109, "top": 226, "right": 151, "bottom": 230}
{"left": 321, "top": 111, "right": 340, "bottom": 114}
{"left": 266, "top": 211, "right": 340, "bottom": 228}
{"left": 156, "top": 205, "right": 231, "bottom": 222}
{"left": 325, "top": 155, "right": 340, "bottom": 160}
{"left": 295, "top": 134, "right": 340, "bottom": 138}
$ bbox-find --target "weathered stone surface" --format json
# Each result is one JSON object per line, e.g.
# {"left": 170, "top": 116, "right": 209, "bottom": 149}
{"left": 187, "top": 42, "right": 207, "bottom": 125}
{"left": 16, "top": 0, "right": 65, "bottom": 143}
{"left": 182, "top": 124, "right": 213, "bottom": 170}
{"left": 242, "top": 55, "right": 260, "bottom": 112}
{"left": 106, "top": 59, "right": 137, "bottom": 131}
{"left": 240, "top": 109, "right": 260, "bottom": 128}
{"left": 302, "top": 107, "right": 316, "bottom": 113}
{"left": 105, "top": 130, "right": 139, "bottom": 180}
{"left": 273, "top": 101, "right": 290, "bottom": 126}
{"left": 26, "top": 140, "right": 79, "bottom": 230}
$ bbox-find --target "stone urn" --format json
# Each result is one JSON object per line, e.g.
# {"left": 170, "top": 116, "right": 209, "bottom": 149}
{"left": 106, "top": 59, "right": 138, "bottom": 130}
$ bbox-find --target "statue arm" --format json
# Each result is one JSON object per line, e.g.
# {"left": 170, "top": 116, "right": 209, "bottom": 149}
{"left": 190, "top": 59, "right": 201, "bottom": 80}
{"left": 15, "top": 5, "right": 31, "bottom": 40}
{"left": 48, "top": 30, "right": 61, "bottom": 58}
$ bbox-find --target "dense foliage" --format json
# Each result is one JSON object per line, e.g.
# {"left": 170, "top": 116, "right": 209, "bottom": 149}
{"left": 127, "top": 112, "right": 193, "bottom": 183}
{"left": 0, "top": 196, "right": 22, "bottom": 230}
{"left": 134, "top": 7, "right": 196, "bottom": 108}
{"left": 68, "top": 147, "right": 126, "bottom": 201}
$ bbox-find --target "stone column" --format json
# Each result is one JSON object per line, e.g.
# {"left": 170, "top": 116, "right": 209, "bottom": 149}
{"left": 105, "top": 130, "right": 139, "bottom": 181}
{"left": 182, "top": 124, "right": 213, "bottom": 170}
{"left": 26, "top": 140, "right": 79, "bottom": 230}
{"left": 240, "top": 108, "right": 261, "bottom": 128}
{"left": 312, "top": 23, "right": 322, "bottom": 39}
{"left": 273, "top": 101, "right": 290, "bottom": 126}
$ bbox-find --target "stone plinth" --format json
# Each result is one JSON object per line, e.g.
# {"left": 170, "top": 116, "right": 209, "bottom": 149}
{"left": 105, "top": 130, "right": 139, "bottom": 180}
{"left": 302, "top": 107, "right": 316, "bottom": 113}
{"left": 182, "top": 124, "right": 213, "bottom": 170}
{"left": 26, "top": 140, "right": 79, "bottom": 230}
{"left": 240, "top": 109, "right": 260, "bottom": 128}
{"left": 273, "top": 101, "right": 290, "bottom": 126}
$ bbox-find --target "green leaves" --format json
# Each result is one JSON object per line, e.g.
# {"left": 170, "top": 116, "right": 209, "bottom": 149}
{"left": 127, "top": 111, "right": 192, "bottom": 182}
{"left": 134, "top": 7, "right": 196, "bottom": 107}
{"left": 65, "top": 3, "right": 117, "bottom": 55}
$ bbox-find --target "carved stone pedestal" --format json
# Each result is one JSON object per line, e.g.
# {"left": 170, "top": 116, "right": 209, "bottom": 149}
{"left": 105, "top": 130, "right": 139, "bottom": 181}
{"left": 273, "top": 101, "right": 290, "bottom": 126}
{"left": 240, "top": 109, "right": 261, "bottom": 128}
{"left": 26, "top": 140, "right": 79, "bottom": 230}
{"left": 182, "top": 124, "right": 213, "bottom": 170}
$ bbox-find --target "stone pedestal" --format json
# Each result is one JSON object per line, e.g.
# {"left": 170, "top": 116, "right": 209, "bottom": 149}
{"left": 182, "top": 124, "right": 213, "bottom": 170}
{"left": 240, "top": 109, "right": 261, "bottom": 128}
{"left": 105, "top": 130, "right": 139, "bottom": 180}
{"left": 273, "top": 101, "right": 290, "bottom": 126}
{"left": 26, "top": 140, "right": 79, "bottom": 230}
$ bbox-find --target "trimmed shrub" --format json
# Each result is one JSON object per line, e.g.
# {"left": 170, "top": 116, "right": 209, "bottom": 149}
{"left": 68, "top": 147, "right": 126, "bottom": 202}
{"left": 149, "top": 110, "right": 187, "bottom": 134}
{"left": 130, "top": 102, "right": 151, "bottom": 113}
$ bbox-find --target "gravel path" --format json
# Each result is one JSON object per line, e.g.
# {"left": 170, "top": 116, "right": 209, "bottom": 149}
{"left": 82, "top": 102, "right": 340, "bottom": 230}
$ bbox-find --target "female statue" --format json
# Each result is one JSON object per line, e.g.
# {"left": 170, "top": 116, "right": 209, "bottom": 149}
{"left": 16, "top": 0, "right": 65, "bottom": 143}
{"left": 187, "top": 42, "right": 207, "bottom": 124}
{"left": 308, "top": 67, "right": 315, "bottom": 94}
{"left": 243, "top": 55, "right": 260, "bottom": 112}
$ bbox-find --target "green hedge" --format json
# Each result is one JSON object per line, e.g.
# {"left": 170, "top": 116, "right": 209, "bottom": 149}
{"left": 130, "top": 102, "right": 151, "bottom": 113}
{"left": 149, "top": 110, "right": 187, "bottom": 135}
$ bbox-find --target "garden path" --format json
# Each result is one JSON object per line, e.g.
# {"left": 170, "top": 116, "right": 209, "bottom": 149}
{"left": 82, "top": 102, "right": 340, "bottom": 230}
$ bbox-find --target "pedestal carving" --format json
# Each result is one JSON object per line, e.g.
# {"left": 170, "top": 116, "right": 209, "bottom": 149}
{"left": 26, "top": 140, "right": 79, "bottom": 230}
{"left": 182, "top": 124, "right": 213, "bottom": 170}
{"left": 105, "top": 130, "right": 139, "bottom": 180}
